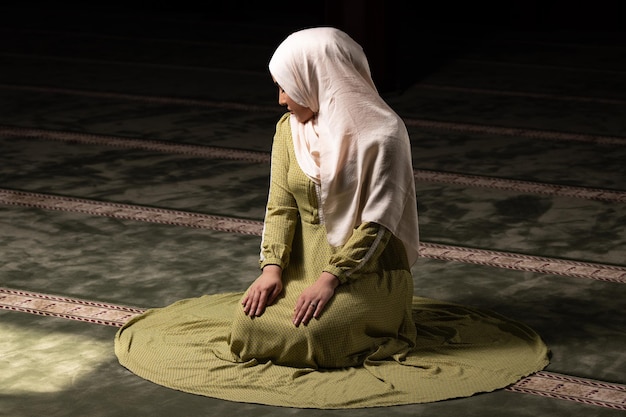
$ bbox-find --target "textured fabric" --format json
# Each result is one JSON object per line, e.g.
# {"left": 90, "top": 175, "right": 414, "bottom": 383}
{"left": 268, "top": 27, "right": 420, "bottom": 265}
{"left": 234, "top": 112, "right": 417, "bottom": 368}
{"left": 289, "top": 115, "right": 321, "bottom": 183}
{"left": 114, "top": 115, "right": 550, "bottom": 408}
{"left": 115, "top": 294, "right": 549, "bottom": 409}
{"left": 260, "top": 114, "right": 404, "bottom": 284}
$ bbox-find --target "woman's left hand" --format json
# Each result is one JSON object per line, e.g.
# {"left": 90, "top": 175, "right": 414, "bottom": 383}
{"left": 293, "top": 272, "right": 339, "bottom": 327}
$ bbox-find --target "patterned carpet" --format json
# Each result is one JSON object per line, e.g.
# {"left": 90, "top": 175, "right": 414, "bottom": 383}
{"left": 0, "top": 4, "right": 625, "bottom": 417}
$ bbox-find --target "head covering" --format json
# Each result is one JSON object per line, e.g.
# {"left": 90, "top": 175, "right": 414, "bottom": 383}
{"left": 268, "top": 27, "right": 420, "bottom": 265}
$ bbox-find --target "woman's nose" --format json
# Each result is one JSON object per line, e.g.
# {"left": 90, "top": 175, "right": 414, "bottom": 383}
{"left": 278, "top": 91, "right": 287, "bottom": 106}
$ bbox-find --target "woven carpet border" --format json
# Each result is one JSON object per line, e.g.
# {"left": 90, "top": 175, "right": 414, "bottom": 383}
{"left": 1, "top": 188, "right": 624, "bottom": 283}
{"left": 2, "top": 84, "right": 626, "bottom": 146}
{"left": 2, "top": 125, "right": 625, "bottom": 203}
{"left": 1, "top": 287, "right": 624, "bottom": 410}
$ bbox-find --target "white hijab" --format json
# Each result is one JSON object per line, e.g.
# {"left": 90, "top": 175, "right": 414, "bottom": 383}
{"left": 268, "top": 27, "right": 420, "bottom": 265}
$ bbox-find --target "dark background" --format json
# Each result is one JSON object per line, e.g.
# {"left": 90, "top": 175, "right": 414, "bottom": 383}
{"left": 3, "top": 0, "right": 625, "bottom": 93}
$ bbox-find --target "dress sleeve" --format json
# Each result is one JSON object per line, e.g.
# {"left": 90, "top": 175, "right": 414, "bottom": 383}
{"left": 323, "top": 222, "right": 392, "bottom": 284}
{"left": 259, "top": 114, "right": 298, "bottom": 270}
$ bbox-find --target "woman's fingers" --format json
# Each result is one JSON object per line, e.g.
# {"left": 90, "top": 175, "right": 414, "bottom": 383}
{"left": 242, "top": 289, "right": 260, "bottom": 315}
{"left": 244, "top": 290, "right": 265, "bottom": 317}
{"left": 267, "top": 285, "right": 282, "bottom": 306}
{"left": 242, "top": 270, "right": 283, "bottom": 317}
{"left": 293, "top": 297, "right": 325, "bottom": 326}
{"left": 254, "top": 289, "right": 269, "bottom": 316}
{"left": 244, "top": 286, "right": 281, "bottom": 316}
{"left": 293, "top": 300, "right": 310, "bottom": 327}
{"left": 293, "top": 273, "right": 337, "bottom": 326}
{"left": 242, "top": 292, "right": 255, "bottom": 316}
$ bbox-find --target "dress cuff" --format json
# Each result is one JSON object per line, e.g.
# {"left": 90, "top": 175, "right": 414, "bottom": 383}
{"left": 259, "top": 258, "right": 285, "bottom": 270}
{"left": 323, "top": 265, "right": 347, "bottom": 284}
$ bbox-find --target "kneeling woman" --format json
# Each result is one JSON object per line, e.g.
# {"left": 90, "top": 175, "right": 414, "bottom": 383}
{"left": 115, "top": 27, "right": 548, "bottom": 409}
{"left": 230, "top": 26, "right": 420, "bottom": 369}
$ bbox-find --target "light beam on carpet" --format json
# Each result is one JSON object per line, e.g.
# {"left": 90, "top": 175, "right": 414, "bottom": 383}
{"left": 0, "top": 322, "right": 111, "bottom": 394}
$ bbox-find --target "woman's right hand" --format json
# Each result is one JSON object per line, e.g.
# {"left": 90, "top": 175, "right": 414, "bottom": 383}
{"left": 242, "top": 265, "right": 283, "bottom": 317}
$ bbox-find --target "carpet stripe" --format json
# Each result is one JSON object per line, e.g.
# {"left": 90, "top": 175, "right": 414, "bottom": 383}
{"left": 419, "top": 83, "right": 626, "bottom": 105}
{"left": 2, "top": 84, "right": 626, "bottom": 145}
{"left": 0, "top": 188, "right": 264, "bottom": 235}
{"left": 0, "top": 287, "right": 143, "bottom": 327}
{"left": 1, "top": 286, "right": 624, "bottom": 410}
{"left": 0, "top": 124, "right": 272, "bottom": 163}
{"left": 508, "top": 371, "right": 626, "bottom": 410}
{"left": 413, "top": 170, "right": 626, "bottom": 202}
{"left": 0, "top": 53, "right": 265, "bottom": 76}
{"left": 402, "top": 118, "right": 626, "bottom": 146}
{"left": 418, "top": 243, "right": 626, "bottom": 283}
{"left": 0, "top": 84, "right": 276, "bottom": 113}
{"left": 1, "top": 188, "right": 624, "bottom": 283}
{"left": 2, "top": 125, "right": 624, "bottom": 203}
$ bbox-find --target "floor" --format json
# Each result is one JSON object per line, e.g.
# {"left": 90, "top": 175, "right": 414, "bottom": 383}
{"left": 0, "top": 4, "right": 625, "bottom": 417}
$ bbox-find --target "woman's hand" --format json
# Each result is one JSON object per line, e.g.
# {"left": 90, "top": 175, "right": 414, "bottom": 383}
{"left": 293, "top": 272, "right": 339, "bottom": 327}
{"left": 242, "top": 265, "right": 283, "bottom": 317}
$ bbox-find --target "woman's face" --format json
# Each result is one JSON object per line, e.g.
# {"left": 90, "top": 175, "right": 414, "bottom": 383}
{"left": 275, "top": 83, "right": 315, "bottom": 124}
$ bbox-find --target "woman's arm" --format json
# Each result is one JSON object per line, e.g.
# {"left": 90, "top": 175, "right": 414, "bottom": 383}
{"left": 243, "top": 114, "right": 297, "bottom": 317}
{"left": 259, "top": 114, "right": 298, "bottom": 270}
{"left": 292, "top": 221, "right": 391, "bottom": 326}
{"left": 325, "top": 221, "right": 392, "bottom": 284}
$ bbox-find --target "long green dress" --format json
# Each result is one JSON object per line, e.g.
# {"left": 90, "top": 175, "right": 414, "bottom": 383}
{"left": 114, "top": 114, "right": 549, "bottom": 408}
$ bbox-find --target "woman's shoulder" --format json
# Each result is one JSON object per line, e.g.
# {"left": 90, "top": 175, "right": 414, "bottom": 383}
{"left": 275, "top": 112, "right": 291, "bottom": 131}
{"left": 273, "top": 113, "right": 292, "bottom": 146}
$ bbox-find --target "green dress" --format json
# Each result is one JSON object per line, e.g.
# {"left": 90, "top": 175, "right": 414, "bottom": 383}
{"left": 114, "top": 114, "right": 549, "bottom": 408}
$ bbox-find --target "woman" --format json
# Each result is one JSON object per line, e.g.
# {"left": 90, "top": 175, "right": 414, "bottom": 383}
{"left": 115, "top": 27, "right": 548, "bottom": 408}
{"left": 229, "top": 26, "right": 420, "bottom": 369}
